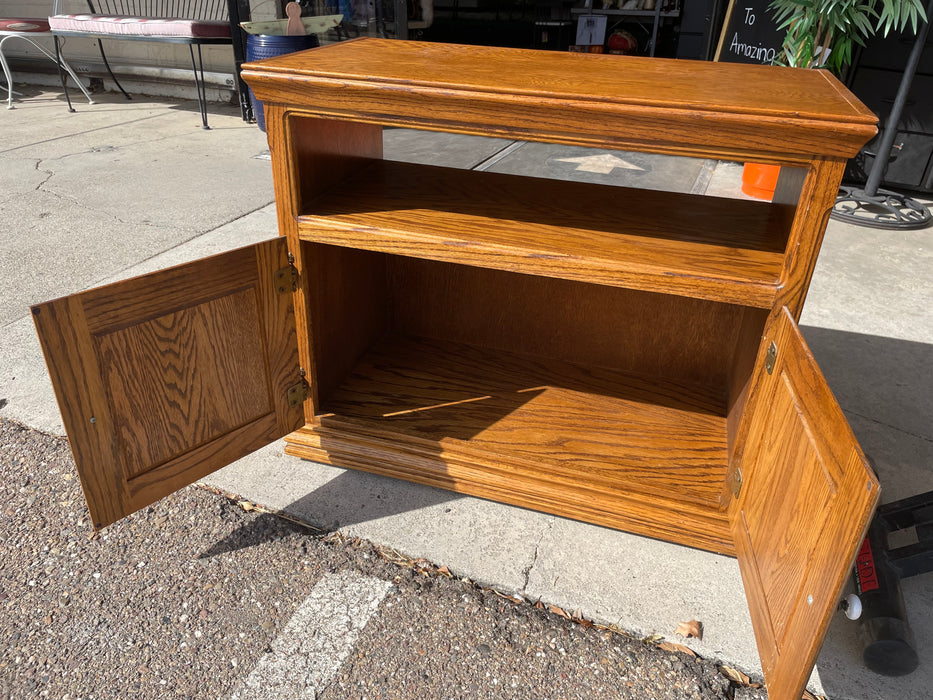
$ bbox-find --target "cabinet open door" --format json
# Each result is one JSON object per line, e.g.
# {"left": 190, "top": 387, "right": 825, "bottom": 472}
{"left": 32, "top": 238, "right": 304, "bottom": 530}
{"left": 732, "top": 308, "right": 880, "bottom": 700}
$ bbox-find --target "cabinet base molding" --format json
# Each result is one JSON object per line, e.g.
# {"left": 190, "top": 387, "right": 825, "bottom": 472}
{"left": 284, "top": 424, "right": 736, "bottom": 556}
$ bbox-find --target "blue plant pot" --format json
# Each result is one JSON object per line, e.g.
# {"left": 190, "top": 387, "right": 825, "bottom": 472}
{"left": 246, "top": 33, "right": 319, "bottom": 132}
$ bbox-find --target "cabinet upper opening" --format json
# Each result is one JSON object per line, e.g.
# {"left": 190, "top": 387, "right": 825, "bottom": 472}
{"left": 298, "top": 159, "right": 792, "bottom": 307}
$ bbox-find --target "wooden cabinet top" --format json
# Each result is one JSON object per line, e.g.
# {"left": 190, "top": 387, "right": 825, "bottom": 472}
{"left": 242, "top": 38, "right": 877, "bottom": 161}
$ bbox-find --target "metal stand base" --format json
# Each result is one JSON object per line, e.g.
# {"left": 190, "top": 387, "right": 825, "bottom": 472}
{"left": 832, "top": 185, "right": 932, "bottom": 230}
{"left": 853, "top": 489, "right": 933, "bottom": 676}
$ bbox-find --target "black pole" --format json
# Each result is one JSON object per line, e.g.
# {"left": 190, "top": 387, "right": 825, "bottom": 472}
{"left": 863, "top": 0, "right": 933, "bottom": 196}
{"left": 394, "top": 0, "right": 409, "bottom": 40}
{"left": 227, "top": 0, "right": 254, "bottom": 123}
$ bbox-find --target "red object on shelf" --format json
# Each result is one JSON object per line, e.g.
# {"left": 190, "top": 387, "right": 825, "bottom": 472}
{"left": 607, "top": 30, "right": 638, "bottom": 55}
{"left": 742, "top": 163, "right": 780, "bottom": 200}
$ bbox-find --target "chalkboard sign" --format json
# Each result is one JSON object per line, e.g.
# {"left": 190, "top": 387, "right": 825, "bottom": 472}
{"left": 714, "top": 0, "right": 785, "bottom": 65}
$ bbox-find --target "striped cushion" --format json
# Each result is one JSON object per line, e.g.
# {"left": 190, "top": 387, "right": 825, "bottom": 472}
{"left": 48, "top": 14, "right": 230, "bottom": 39}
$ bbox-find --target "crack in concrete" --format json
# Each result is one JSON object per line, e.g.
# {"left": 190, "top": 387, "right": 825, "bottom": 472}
{"left": 0, "top": 159, "right": 52, "bottom": 206}
{"left": 32, "top": 180, "right": 176, "bottom": 230}
{"left": 520, "top": 521, "right": 552, "bottom": 594}
{"left": 30, "top": 156, "right": 274, "bottom": 235}
{"left": 520, "top": 545, "right": 539, "bottom": 593}
{"left": 33, "top": 160, "right": 55, "bottom": 191}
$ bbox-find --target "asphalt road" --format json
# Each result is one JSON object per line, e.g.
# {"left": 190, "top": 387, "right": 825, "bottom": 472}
{"left": 1, "top": 417, "right": 753, "bottom": 699}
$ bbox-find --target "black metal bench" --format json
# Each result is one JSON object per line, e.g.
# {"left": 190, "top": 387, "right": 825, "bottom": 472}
{"left": 49, "top": 0, "right": 239, "bottom": 128}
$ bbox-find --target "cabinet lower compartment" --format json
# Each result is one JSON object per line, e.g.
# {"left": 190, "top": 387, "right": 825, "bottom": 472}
{"left": 294, "top": 243, "right": 767, "bottom": 556}
{"left": 287, "top": 333, "right": 736, "bottom": 555}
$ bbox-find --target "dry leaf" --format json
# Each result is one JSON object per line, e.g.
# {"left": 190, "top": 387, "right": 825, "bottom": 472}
{"left": 675, "top": 619, "right": 703, "bottom": 640}
{"left": 274, "top": 511, "right": 323, "bottom": 532}
{"left": 492, "top": 589, "right": 524, "bottom": 604}
{"left": 437, "top": 565, "right": 452, "bottom": 578}
{"left": 377, "top": 545, "right": 410, "bottom": 565}
{"left": 237, "top": 500, "right": 255, "bottom": 512}
{"left": 643, "top": 633, "right": 664, "bottom": 644}
{"left": 549, "top": 604, "right": 571, "bottom": 619}
{"left": 719, "top": 665, "right": 751, "bottom": 685}
{"left": 658, "top": 641, "right": 697, "bottom": 657}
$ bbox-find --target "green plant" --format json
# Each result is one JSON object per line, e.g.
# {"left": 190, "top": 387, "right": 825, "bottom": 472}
{"left": 769, "top": 0, "right": 928, "bottom": 73}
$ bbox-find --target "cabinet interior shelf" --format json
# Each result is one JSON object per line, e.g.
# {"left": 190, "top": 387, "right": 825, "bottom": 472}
{"left": 298, "top": 161, "right": 791, "bottom": 307}
{"left": 304, "top": 333, "right": 733, "bottom": 551}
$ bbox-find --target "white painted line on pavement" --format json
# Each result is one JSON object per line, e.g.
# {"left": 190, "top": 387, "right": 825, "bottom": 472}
{"left": 230, "top": 570, "right": 393, "bottom": 699}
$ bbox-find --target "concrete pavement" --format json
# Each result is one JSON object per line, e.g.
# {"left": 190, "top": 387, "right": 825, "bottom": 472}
{"left": 1, "top": 84, "right": 931, "bottom": 699}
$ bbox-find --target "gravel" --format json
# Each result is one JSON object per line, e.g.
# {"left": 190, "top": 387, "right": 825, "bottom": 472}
{"left": 0, "top": 417, "right": 752, "bottom": 699}
{"left": 322, "top": 576, "right": 733, "bottom": 700}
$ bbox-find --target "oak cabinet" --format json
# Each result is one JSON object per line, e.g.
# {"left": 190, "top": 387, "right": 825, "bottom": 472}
{"left": 33, "top": 39, "right": 880, "bottom": 699}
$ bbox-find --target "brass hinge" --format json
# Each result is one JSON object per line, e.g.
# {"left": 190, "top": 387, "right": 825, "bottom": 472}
{"left": 286, "top": 382, "right": 308, "bottom": 407}
{"left": 765, "top": 341, "right": 777, "bottom": 375}
{"left": 731, "top": 467, "right": 743, "bottom": 498}
{"left": 274, "top": 252, "right": 298, "bottom": 294}
{"left": 286, "top": 369, "right": 309, "bottom": 407}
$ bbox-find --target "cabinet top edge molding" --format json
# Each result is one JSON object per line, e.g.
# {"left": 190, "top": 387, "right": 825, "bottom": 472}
{"left": 241, "top": 38, "right": 877, "bottom": 159}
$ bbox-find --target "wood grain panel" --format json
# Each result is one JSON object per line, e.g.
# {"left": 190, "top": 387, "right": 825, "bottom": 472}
{"left": 32, "top": 295, "right": 123, "bottom": 529}
{"left": 288, "top": 116, "right": 383, "bottom": 215}
{"left": 32, "top": 239, "right": 302, "bottom": 529}
{"left": 242, "top": 39, "right": 877, "bottom": 160}
{"left": 299, "top": 161, "right": 790, "bottom": 307}
{"left": 305, "top": 244, "right": 389, "bottom": 406}
{"left": 731, "top": 308, "right": 879, "bottom": 700}
{"left": 740, "top": 379, "right": 834, "bottom": 655}
{"left": 389, "top": 256, "right": 745, "bottom": 390}
{"left": 124, "top": 413, "right": 282, "bottom": 513}
{"left": 319, "top": 334, "right": 729, "bottom": 508}
{"left": 253, "top": 235, "right": 306, "bottom": 436}
{"left": 286, "top": 424, "right": 735, "bottom": 554}
{"left": 78, "top": 247, "right": 257, "bottom": 335}
{"left": 96, "top": 289, "right": 271, "bottom": 478}
{"left": 775, "top": 158, "right": 847, "bottom": 320}
{"left": 723, "top": 306, "right": 768, "bottom": 505}
{"left": 251, "top": 40, "right": 868, "bottom": 119}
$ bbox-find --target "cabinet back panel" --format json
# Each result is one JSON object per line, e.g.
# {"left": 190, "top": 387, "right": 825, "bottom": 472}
{"left": 388, "top": 257, "right": 746, "bottom": 393}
